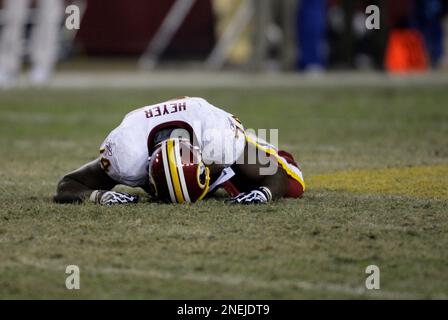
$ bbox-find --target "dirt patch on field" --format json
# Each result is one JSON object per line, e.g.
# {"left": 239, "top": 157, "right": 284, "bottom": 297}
{"left": 309, "top": 164, "right": 448, "bottom": 200}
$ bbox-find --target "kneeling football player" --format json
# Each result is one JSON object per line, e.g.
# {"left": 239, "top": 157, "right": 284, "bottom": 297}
{"left": 53, "top": 97, "right": 305, "bottom": 205}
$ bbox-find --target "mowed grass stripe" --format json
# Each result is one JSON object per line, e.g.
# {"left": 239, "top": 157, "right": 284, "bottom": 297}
{"left": 10, "top": 257, "right": 431, "bottom": 300}
{"left": 309, "top": 164, "right": 448, "bottom": 200}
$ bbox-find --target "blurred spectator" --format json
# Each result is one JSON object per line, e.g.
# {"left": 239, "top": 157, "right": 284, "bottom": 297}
{"left": 412, "top": 0, "right": 447, "bottom": 68}
{"left": 296, "top": 0, "right": 327, "bottom": 71}
{"left": 250, "top": 0, "right": 298, "bottom": 71}
{"left": 0, "top": 0, "right": 64, "bottom": 88}
{"left": 444, "top": 12, "right": 448, "bottom": 68}
{"left": 326, "top": 1, "right": 387, "bottom": 70}
{"left": 213, "top": 0, "right": 251, "bottom": 65}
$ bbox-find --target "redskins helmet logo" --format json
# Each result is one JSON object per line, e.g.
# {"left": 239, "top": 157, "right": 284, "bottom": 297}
{"left": 197, "top": 162, "right": 207, "bottom": 189}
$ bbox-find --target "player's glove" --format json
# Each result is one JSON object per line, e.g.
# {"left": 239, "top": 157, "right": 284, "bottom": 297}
{"left": 89, "top": 190, "right": 139, "bottom": 205}
{"left": 227, "top": 187, "right": 272, "bottom": 205}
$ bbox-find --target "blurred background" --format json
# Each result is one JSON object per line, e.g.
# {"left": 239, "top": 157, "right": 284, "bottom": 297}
{"left": 0, "top": 0, "right": 447, "bottom": 88}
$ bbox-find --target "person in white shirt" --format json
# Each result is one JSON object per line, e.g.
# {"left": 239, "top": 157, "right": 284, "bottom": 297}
{"left": 0, "top": 0, "right": 63, "bottom": 88}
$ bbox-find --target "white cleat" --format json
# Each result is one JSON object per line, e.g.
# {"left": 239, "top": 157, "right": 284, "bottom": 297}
{"left": 0, "top": 70, "right": 18, "bottom": 89}
{"left": 29, "top": 67, "right": 52, "bottom": 86}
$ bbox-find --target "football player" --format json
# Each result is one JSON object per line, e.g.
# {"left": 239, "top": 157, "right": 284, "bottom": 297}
{"left": 53, "top": 97, "right": 305, "bottom": 205}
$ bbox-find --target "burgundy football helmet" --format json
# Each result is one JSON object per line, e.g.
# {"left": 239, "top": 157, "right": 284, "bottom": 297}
{"left": 148, "top": 138, "right": 210, "bottom": 203}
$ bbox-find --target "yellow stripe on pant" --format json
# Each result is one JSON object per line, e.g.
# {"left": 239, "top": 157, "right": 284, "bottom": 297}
{"left": 245, "top": 136, "right": 306, "bottom": 191}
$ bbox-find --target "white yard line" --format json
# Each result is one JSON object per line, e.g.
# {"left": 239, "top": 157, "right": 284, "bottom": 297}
{"left": 10, "top": 71, "right": 448, "bottom": 89}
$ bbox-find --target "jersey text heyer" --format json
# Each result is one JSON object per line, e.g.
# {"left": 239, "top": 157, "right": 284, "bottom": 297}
{"left": 144, "top": 102, "right": 187, "bottom": 119}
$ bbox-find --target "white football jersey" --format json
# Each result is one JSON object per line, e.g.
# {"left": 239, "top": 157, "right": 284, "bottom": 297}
{"left": 99, "top": 97, "right": 245, "bottom": 187}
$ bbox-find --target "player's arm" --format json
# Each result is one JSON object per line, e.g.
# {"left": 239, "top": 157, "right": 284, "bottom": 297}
{"left": 53, "top": 158, "right": 138, "bottom": 205}
{"left": 227, "top": 142, "right": 288, "bottom": 204}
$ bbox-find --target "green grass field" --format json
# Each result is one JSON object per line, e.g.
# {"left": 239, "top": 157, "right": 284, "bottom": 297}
{"left": 0, "top": 86, "right": 447, "bottom": 299}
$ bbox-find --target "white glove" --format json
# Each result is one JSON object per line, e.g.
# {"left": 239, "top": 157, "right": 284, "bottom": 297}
{"left": 227, "top": 187, "right": 272, "bottom": 204}
{"left": 89, "top": 190, "right": 139, "bottom": 205}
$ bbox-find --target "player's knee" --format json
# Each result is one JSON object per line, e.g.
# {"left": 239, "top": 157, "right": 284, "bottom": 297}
{"left": 284, "top": 178, "right": 304, "bottom": 198}
{"left": 53, "top": 177, "right": 66, "bottom": 203}
{"left": 55, "top": 175, "right": 69, "bottom": 191}
{"left": 53, "top": 175, "right": 74, "bottom": 203}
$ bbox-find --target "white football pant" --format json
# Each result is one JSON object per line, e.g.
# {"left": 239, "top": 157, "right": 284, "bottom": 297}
{"left": 0, "top": 0, "right": 63, "bottom": 79}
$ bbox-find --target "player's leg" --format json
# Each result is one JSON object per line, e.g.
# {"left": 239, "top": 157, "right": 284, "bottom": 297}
{"left": 277, "top": 150, "right": 305, "bottom": 198}
{"left": 222, "top": 149, "right": 305, "bottom": 199}
{"left": 284, "top": 175, "right": 304, "bottom": 198}
{"left": 0, "top": 0, "right": 30, "bottom": 87}
{"left": 29, "top": 0, "right": 64, "bottom": 85}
